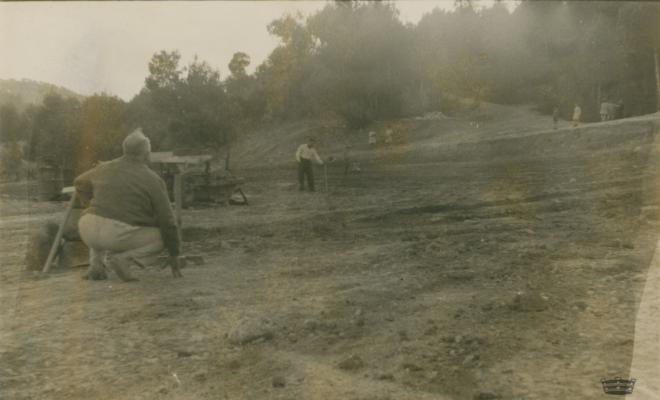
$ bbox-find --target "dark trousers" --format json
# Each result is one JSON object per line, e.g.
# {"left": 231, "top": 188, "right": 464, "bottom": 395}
{"left": 298, "top": 159, "right": 314, "bottom": 191}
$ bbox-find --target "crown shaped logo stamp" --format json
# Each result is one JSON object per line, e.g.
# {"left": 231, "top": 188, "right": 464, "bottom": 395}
{"left": 601, "top": 377, "right": 636, "bottom": 395}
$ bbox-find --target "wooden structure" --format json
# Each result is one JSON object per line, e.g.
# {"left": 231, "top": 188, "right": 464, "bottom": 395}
{"left": 149, "top": 152, "right": 212, "bottom": 233}
{"left": 149, "top": 151, "right": 247, "bottom": 236}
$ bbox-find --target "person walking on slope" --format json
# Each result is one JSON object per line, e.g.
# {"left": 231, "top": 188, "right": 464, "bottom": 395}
{"left": 74, "top": 128, "right": 183, "bottom": 282}
{"left": 572, "top": 103, "right": 582, "bottom": 127}
{"left": 368, "top": 131, "right": 377, "bottom": 147}
{"left": 384, "top": 127, "right": 393, "bottom": 145}
{"left": 296, "top": 137, "right": 324, "bottom": 192}
{"left": 552, "top": 106, "right": 559, "bottom": 130}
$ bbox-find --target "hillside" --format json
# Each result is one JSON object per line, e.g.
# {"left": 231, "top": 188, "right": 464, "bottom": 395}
{"left": 0, "top": 78, "right": 84, "bottom": 109}
{"left": 231, "top": 103, "right": 567, "bottom": 171}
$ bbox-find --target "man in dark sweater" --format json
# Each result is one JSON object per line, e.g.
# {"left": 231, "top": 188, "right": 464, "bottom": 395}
{"left": 74, "top": 129, "right": 183, "bottom": 281}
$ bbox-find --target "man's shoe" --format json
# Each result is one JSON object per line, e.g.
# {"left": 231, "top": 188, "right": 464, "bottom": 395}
{"left": 108, "top": 258, "right": 139, "bottom": 282}
{"left": 83, "top": 267, "right": 107, "bottom": 281}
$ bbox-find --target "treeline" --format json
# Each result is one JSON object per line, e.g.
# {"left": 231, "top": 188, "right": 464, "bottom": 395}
{"left": 0, "top": 1, "right": 658, "bottom": 180}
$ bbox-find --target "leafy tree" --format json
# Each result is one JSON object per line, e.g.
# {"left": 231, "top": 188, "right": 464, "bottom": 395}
{"left": 304, "top": 2, "right": 415, "bottom": 126}
{"left": 0, "top": 103, "right": 25, "bottom": 142}
{"left": 27, "top": 94, "right": 82, "bottom": 174}
{"left": 257, "top": 13, "right": 315, "bottom": 119}
{"left": 78, "top": 94, "right": 129, "bottom": 171}
{"left": 145, "top": 50, "right": 183, "bottom": 91}
{"left": 228, "top": 55, "right": 265, "bottom": 120}
{"left": 228, "top": 52, "right": 251, "bottom": 77}
{"left": 126, "top": 89, "right": 170, "bottom": 150}
{"left": 0, "top": 141, "right": 23, "bottom": 181}
{"left": 136, "top": 52, "right": 235, "bottom": 150}
{"left": 174, "top": 57, "right": 233, "bottom": 148}
{"left": 615, "top": 2, "right": 660, "bottom": 113}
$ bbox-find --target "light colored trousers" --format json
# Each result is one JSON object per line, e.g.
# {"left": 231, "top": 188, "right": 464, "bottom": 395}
{"left": 78, "top": 213, "right": 164, "bottom": 270}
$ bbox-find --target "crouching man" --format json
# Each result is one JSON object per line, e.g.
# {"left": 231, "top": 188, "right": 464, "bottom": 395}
{"left": 74, "top": 128, "right": 183, "bottom": 282}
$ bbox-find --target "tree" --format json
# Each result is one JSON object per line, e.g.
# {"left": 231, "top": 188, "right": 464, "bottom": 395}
{"left": 174, "top": 57, "right": 233, "bottom": 148}
{"left": 27, "top": 93, "right": 82, "bottom": 175}
{"left": 134, "top": 52, "right": 235, "bottom": 151}
{"left": 303, "top": 2, "right": 415, "bottom": 126}
{"left": 228, "top": 52, "right": 251, "bottom": 77}
{"left": 0, "top": 141, "right": 23, "bottom": 181}
{"left": 256, "top": 13, "right": 316, "bottom": 119}
{"left": 0, "top": 103, "right": 25, "bottom": 142}
{"left": 78, "top": 94, "right": 129, "bottom": 171}
{"left": 616, "top": 2, "right": 660, "bottom": 113}
{"left": 145, "top": 50, "right": 183, "bottom": 91}
{"left": 226, "top": 52, "right": 264, "bottom": 121}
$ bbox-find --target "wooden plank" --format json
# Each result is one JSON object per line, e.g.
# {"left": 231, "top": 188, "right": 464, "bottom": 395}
{"left": 148, "top": 151, "right": 174, "bottom": 162}
{"left": 150, "top": 152, "right": 213, "bottom": 165}
{"left": 42, "top": 192, "right": 77, "bottom": 274}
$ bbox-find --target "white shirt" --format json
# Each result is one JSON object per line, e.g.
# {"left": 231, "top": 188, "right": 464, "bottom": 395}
{"left": 296, "top": 144, "right": 323, "bottom": 164}
{"left": 384, "top": 129, "right": 393, "bottom": 143}
{"left": 573, "top": 106, "right": 582, "bottom": 120}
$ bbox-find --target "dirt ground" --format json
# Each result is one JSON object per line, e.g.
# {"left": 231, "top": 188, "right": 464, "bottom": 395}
{"left": 2, "top": 107, "right": 660, "bottom": 400}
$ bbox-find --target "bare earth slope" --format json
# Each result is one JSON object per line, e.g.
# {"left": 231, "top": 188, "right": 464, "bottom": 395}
{"left": 2, "top": 106, "right": 660, "bottom": 400}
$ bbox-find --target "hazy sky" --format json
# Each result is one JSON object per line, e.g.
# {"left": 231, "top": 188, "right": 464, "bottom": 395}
{"left": 0, "top": 1, "right": 511, "bottom": 100}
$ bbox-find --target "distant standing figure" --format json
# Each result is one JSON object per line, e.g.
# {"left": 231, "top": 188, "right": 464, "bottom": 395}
{"left": 368, "top": 131, "right": 377, "bottom": 147}
{"left": 384, "top": 128, "right": 393, "bottom": 145}
{"left": 600, "top": 102, "right": 608, "bottom": 121}
{"left": 572, "top": 104, "right": 582, "bottom": 127}
{"left": 600, "top": 101, "right": 622, "bottom": 121}
{"left": 342, "top": 144, "right": 361, "bottom": 177}
{"left": 552, "top": 107, "right": 559, "bottom": 130}
{"left": 295, "top": 137, "right": 324, "bottom": 192}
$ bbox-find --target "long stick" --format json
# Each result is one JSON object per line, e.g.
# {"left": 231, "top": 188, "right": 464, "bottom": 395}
{"left": 42, "top": 192, "right": 77, "bottom": 274}
{"left": 174, "top": 173, "right": 183, "bottom": 241}
{"left": 174, "top": 173, "right": 182, "bottom": 227}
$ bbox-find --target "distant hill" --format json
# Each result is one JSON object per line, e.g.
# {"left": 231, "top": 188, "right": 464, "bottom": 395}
{"left": 231, "top": 103, "right": 556, "bottom": 169}
{"left": 0, "top": 78, "right": 85, "bottom": 110}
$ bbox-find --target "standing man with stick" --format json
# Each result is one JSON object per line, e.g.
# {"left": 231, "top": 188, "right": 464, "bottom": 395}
{"left": 74, "top": 128, "right": 183, "bottom": 282}
{"left": 295, "top": 136, "right": 324, "bottom": 192}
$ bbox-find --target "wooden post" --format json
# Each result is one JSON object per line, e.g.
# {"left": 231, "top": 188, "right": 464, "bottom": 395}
{"left": 174, "top": 173, "right": 183, "bottom": 240}
{"left": 42, "top": 192, "right": 77, "bottom": 274}
{"left": 225, "top": 143, "right": 232, "bottom": 171}
{"left": 654, "top": 46, "right": 660, "bottom": 112}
